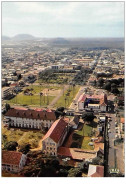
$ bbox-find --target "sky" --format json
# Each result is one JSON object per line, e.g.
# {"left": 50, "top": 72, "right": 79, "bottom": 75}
{"left": 2, "top": 1, "right": 124, "bottom": 38}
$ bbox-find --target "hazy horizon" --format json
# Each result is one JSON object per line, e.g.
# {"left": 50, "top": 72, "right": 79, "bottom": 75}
{"left": 2, "top": 2, "right": 124, "bottom": 38}
{"left": 2, "top": 35, "right": 125, "bottom": 39}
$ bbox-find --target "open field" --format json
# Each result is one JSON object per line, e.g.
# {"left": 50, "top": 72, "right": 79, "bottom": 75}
{"left": 54, "top": 86, "right": 80, "bottom": 108}
{"left": 8, "top": 94, "right": 55, "bottom": 106}
{"left": 2, "top": 126, "right": 43, "bottom": 149}
{"left": 7, "top": 85, "right": 62, "bottom": 107}
{"left": 25, "top": 85, "right": 61, "bottom": 93}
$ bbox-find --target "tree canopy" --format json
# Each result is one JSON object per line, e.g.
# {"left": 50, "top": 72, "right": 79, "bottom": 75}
{"left": 82, "top": 112, "right": 95, "bottom": 122}
{"left": 4, "top": 141, "right": 18, "bottom": 151}
{"left": 19, "top": 144, "right": 31, "bottom": 154}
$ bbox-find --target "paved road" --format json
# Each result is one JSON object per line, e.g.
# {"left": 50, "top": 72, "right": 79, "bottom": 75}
{"left": 115, "top": 143, "right": 125, "bottom": 174}
{"left": 107, "top": 114, "right": 116, "bottom": 170}
{"left": 69, "top": 86, "right": 87, "bottom": 111}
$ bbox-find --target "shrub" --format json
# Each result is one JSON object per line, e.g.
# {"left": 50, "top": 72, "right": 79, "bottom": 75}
{"left": 68, "top": 168, "right": 82, "bottom": 177}
{"left": 70, "top": 142, "right": 79, "bottom": 148}
{"left": 4, "top": 141, "right": 18, "bottom": 151}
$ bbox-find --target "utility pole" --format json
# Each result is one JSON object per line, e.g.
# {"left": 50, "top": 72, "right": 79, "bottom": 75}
{"left": 30, "top": 94, "right": 32, "bottom": 105}
{"left": 63, "top": 85, "right": 64, "bottom": 96}
{"left": 16, "top": 94, "right": 17, "bottom": 104}
{"left": 44, "top": 93, "right": 45, "bottom": 103}
{"left": 73, "top": 83, "right": 75, "bottom": 97}
{"left": 47, "top": 92, "right": 49, "bottom": 105}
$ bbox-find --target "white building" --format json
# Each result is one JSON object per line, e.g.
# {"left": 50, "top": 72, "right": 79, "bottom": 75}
{"left": 2, "top": 87, "right": 12, "bottom": 99}
{"left": 4, "top": 108, "right": 56, "bottom": 129}
{"left": 78, "top": 93, "right": 107, "bottom": 112}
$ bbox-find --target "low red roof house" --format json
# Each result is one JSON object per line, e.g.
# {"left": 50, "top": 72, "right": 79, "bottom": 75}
{"left": 2, "top": 150, "right": 27, "bottom": 173}
{"left": 88, "top": 164, "right": 104, "bottom": 177}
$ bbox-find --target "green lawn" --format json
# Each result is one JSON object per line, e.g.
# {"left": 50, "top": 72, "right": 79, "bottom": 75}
{"left": 25, "top": 85, "right": 60, "bottom": 93}
{"left": 7, "top": 84, "right": 63, "bottom": 106}
{"left": 81, "top": 137, "right": 93, "bottom": 150}
{"left": 54, "top": 86, "right": 80, "bottom": 108}
{"left": 77, "top": 124, "right": 92, "bottom": 137}
{"left": 72, "top": 122, "right": 96, "bottom": 150}
{"left": 8, "top": 94, "right": 54, "bottom": 106}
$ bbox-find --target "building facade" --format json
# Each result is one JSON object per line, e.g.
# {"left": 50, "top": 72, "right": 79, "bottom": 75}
{"left": 42, "top": 118, "right": 69, "bottom": 156}
{"left": 2, "top": 87, "right": 13, "bottom": 99}
{"left": 78, "top": 93, "right": 107, "bottom": 112}
{"left": 4, "top": 108, "right": 56, "bottom": 129}
{"left": 2, "top": 150, "right": 27, "bottom": 173}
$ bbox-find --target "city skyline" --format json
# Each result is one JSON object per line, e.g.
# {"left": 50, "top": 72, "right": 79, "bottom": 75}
{"left": 2, "top": 1, "right": 124, "bottom": 38}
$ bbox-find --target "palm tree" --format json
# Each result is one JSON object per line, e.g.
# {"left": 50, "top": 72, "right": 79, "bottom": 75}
{"left": 40, "top": 92, "right": 43, "bottom": 107}
{"left": 65, "top": 97, "right": 67, "bottom": 108}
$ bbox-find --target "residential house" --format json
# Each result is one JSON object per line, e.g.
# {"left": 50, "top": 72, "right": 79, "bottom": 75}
{"left": 88, "top": 164, "right": 104, "bottom": 177}
{"left": 120, "top": 118, "right": 125, "bottom": 131}
{"left": 2, "top": 150, "right": 27, "bottom": 173}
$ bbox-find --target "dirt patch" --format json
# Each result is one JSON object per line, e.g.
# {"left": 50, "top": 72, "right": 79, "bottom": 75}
{"left": 42, "top": 88, "right": 61, "bottom": 96}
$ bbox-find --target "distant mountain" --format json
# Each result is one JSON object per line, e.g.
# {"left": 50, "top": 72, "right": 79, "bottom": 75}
{"left": 52, "top": 37, "right": 69, "bottom": 44}
{"left": 12, "top": 34, "right": 35, "bottom": 41}
{"left": 2, "top": 36, "right": 11, "bottom": 41}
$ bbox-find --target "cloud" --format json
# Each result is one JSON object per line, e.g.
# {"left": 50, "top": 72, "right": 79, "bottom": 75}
{"left": 2, "top": 2, "right": 124, "bottom": 37}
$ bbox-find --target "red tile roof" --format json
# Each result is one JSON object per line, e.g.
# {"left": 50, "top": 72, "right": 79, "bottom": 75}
{"left": 57, "top": 147, "right": 72, "bottom": 157}
{"left": 42, "top": 118, "right": 68, "bottom": 143}
{"left": 78, "top": 93, "right": 107, "bottom": 105}
{"left": 94, "top": 143, "right": 104, "bottom": 152}
{"left": 121, "top": 118, "right": 125, "bottom": 123}
{"left": 5, "top": 108, "right": 56, "bottom": 121}
{"left": 14, "top": 107, "right": 28, "bottom": 110}
{"left": 88, "top": 164, "right": 104, "bottom": 177}
{"left": 58, "top": 147, "right": 97, "bottom": 161}
{"left": 2, "top": 150, "right": 23, "bottom": 166}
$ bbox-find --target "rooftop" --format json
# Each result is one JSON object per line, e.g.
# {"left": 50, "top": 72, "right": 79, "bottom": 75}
{"left": 42, "top": 118, "right": 68, "bottom": 143}
{"left": 58, "top": 147, "right": 97, "bottom": 161}
{"left": 2, "top": 150, "right": 23, "bottom": 166}
{"left": 88, "top": 164, "right": 104, "bottom": 177}
{"left": 5, "top": 108, "right": 56, "bottom": 121}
